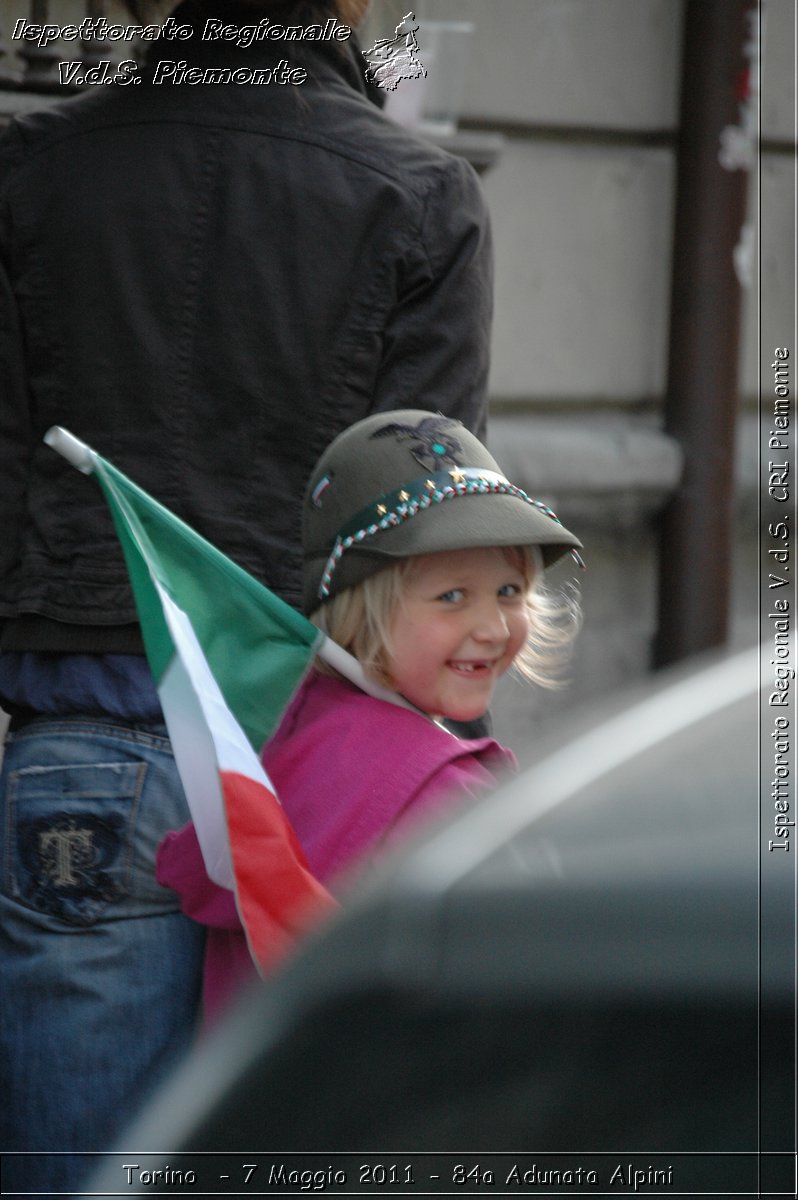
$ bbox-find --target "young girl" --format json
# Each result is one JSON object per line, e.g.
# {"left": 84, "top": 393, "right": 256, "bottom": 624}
{"left": 157, "top": 410, "right": 582, "bottom": 1017}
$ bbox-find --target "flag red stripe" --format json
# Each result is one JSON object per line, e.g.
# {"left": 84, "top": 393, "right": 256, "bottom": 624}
{"left": 221, "top": 770, "right": 337, "bottom": 972}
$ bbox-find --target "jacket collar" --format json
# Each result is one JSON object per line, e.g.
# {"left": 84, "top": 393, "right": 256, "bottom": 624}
{"left": 145, "top": 1, "right": 385, "bottom": 107}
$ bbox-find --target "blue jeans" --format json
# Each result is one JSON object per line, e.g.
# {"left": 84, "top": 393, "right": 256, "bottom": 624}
{"left": 0, "top": 717, "right": 206, "bottom": 1199}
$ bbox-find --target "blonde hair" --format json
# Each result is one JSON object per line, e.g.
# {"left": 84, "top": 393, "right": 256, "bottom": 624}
{"left": 309, "top": 546, "right": 581, "bottom": 691}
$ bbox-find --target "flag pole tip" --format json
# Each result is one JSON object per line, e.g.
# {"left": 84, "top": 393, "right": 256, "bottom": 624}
{"left": 44, "top": 427, "right": 96, "bottom": 475}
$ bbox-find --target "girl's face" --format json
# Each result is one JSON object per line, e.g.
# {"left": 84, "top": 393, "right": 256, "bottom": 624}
{"left": 384, "top": 546, "right": 531, "bottom": 721}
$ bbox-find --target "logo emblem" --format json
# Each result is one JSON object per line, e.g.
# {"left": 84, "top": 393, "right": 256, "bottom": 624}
{"left": 363, "top": 11, "right": 427, "bottom": 92}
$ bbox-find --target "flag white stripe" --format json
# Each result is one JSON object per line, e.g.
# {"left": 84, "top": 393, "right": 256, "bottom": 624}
{"left": 156, "top": 581, "right": 279, "bottom": 889}
{"left": 159, "top": 655, "right": 234, "bottom": 889}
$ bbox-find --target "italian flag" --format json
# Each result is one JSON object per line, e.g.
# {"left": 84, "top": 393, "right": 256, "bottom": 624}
{"left": 44, "top": 427, "right": 338, "bottom": 972}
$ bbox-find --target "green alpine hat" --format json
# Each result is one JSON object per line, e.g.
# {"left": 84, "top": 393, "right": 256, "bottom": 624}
{"left": 302, "top": 409, "right": 583, "bottom": 612}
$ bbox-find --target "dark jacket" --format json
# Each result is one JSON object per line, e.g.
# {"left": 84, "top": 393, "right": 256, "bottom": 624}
{"left": 0, "top": 10, "right": 492, "bottom": 653}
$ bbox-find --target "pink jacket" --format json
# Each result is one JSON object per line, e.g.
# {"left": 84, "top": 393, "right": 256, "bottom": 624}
{"left": 157, "top": 672, "right": 515, "bottom": 1019}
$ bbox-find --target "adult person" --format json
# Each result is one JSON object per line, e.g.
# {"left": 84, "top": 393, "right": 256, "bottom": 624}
{"left": 0, "top": 0, "right": 492, "bottom": 1192}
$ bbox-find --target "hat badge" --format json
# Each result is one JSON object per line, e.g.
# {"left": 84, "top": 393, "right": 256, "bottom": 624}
{"left": 371, "top": 415, "right": 463, "bottom": 472}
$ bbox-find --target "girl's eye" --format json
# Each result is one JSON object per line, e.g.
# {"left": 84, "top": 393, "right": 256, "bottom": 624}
{"left": 438, "top": 588, "right": 465, "bottom": 603}
{"left": 498, "top": 583, "right": 523, "bottom": 598}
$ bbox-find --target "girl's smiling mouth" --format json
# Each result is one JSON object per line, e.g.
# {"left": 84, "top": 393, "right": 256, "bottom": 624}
{"left": 447, "top": 659, "right": 497, "bottom": 674}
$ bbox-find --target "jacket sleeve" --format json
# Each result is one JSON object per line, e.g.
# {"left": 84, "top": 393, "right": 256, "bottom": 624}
{"left": 373, "top": 155, "right": 493, "bottom": 440}
{"left": 156, "top": 823, "right": 242, "bottom": 931}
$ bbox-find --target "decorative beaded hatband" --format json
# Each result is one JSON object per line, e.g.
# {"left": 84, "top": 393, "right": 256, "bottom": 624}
{"left": 317, "top": 466, "right": 584, "bottom": 599}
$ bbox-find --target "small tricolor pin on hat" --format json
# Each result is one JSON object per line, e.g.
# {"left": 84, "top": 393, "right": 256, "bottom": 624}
{"left": 311, "top": 475, "right": 332, "bottom": 508}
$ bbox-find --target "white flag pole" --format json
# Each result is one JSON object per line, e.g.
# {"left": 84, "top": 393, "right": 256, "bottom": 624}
{"left": 44, "top": 426, "right": 96, "bottom": 474}
{"left": 317, "top": 634, "right": 426, "bottom": 716}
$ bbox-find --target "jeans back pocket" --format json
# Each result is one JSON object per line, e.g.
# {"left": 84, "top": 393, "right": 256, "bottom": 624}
{"left": 5, "top": 761, "right": 146, "bottom": 926}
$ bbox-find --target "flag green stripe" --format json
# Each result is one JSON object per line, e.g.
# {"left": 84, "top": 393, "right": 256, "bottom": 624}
{"left": 94, "top": 463, "right": 176, "bottom": 683}
{"left": 93, "top": 456, "right": 322, "bottom": 751}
